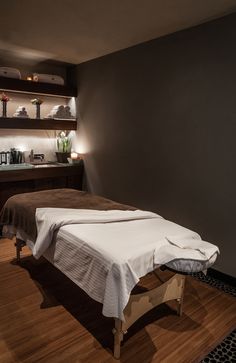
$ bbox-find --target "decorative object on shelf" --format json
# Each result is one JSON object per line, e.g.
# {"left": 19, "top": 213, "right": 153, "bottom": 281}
{"left": 0, "top": 92, "right": 10, "bottom": 117}
{"left": 71, "top": 152, "right": 79, "bottom": 160}
{"left": 26, "top": 76, "right": 33, "bottom": 81}
{"left": 33, "top": 73, "right": 64, "bottom": 85}
{"left": 0, "top": 67, "right": 21, "bottom": 79}
{"left": 68, "top": 151, "right": 81, "bottom": 164}
{"left": 46, "top": 104, "right": 75, "bottom": 119}
{"left": 56, "top": 130, "right": 72, "bottom": 163}
{"left": 13, "top": 106, "right": 29, "bottom": 118}
{"left": 31, "top": 98, "right": 43, "bottom": 119}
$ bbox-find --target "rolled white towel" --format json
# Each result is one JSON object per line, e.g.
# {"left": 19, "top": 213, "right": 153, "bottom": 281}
{"left": 55, "top": 111, "right": 66, "bottom": 118}
{"left": 64, "top": 106, "right": 72, "bottom": 117}
{"left": 33, "top": 73, "right": 64, "bottom": 85}
{"left": 46, "top": 105, "right": 74, "bottom": 119}
{"left": 13, "top": 106, "right": 29, "bottom": 118}
{"left": 52, "top": 105, "right": 63, "bottom": 110}
{"left": 0, "top": 67, "right": 21, "bottom": 79}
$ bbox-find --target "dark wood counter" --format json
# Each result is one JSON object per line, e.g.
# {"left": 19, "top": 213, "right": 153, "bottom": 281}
{"left": 0, "top": 163, "right": 83, "bottom": 183}
{"left": 0, "top": 162, "right": 84, "bottom": 211}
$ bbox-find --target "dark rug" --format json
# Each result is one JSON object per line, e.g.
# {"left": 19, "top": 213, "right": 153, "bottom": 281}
{"left": 193, "top": 272, "right": 236, "bottom": 363}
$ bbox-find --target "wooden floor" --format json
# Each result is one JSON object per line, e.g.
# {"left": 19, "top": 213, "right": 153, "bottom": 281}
{"left": 0, "top": 238, "right": 235, "bottom": 363}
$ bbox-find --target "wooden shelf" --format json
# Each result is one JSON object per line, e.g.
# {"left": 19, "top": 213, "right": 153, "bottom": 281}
{"left": 0, "top": 76, "right": 77, "bottom": 97}
{"left": 0, "top": 117, "right": 77, "bottom": 130}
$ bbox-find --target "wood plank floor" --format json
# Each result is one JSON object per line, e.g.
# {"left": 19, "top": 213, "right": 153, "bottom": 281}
{"left": 0, "top": 238, "right": 235, "bottom": 363}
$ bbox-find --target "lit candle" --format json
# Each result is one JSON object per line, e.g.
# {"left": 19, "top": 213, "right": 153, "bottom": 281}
{"left": 71, "top": 152, "right": 78, "bottom": 160}
{"left": 27, "top": 76, "right": 32, "bottom": 81}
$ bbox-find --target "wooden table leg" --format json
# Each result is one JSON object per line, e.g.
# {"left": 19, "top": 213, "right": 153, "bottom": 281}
{"left": 176, "top": 276, "right": 185, "bottom": 316}
{"left": 112, "top": 273, "right": 186, "bottom": 358}
{"left": 113, "top": 318, "right": 124, "bottom": 360}
{"left": 14, "top": 239, "right": 26, "bottom": 263}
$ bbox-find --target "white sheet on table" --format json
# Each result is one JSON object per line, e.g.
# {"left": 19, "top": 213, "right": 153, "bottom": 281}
{"left": 33, "top": 208, "right": 160, "bottom": 259}
{"left": 32, "top": 208, "right": 219, "bottom": 320}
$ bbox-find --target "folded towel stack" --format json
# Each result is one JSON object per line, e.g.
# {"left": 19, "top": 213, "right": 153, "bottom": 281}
{"left": 33, "top": 73, "right": 64, "bottom": 85}
{"left": 13, "top": 106, "right": 29, "bottom": 118}
{"left": 0, "top": 67, "right": 21, "bottom": 79}
{"left": 46, "top": 105, "right": 74, "bottom": 119}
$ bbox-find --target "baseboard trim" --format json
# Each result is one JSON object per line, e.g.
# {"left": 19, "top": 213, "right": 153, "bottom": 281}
{"left": 208, "top": 268, "right": 236, "bottom": 287}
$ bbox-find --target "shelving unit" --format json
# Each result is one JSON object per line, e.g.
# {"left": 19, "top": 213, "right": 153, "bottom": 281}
{"left": 0, "top": 76, "right": 77, "bottom": 97}
{"left": 0, "top": 117, "right": 77, "bottom": 130}
{"left": 0, "top": 76, "right": 78, "bottom": 130}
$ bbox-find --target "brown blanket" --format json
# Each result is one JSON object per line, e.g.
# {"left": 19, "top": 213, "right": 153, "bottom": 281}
{"left": 0, "top": 189, "right": 135, "bottom": 241}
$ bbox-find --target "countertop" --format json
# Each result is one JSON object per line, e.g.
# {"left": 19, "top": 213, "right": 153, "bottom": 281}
{"left": 0, "top": 161, "right": 83, "bottom": 182}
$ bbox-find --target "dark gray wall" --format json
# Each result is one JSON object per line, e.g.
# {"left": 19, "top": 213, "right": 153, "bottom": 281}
{"left": 77, "top": 13, "right": 236, "bottom": 277}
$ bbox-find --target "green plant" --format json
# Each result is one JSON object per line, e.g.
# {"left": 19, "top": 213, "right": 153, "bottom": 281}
{"left": 56, "top": 131, "right": 72, "bottom": 153}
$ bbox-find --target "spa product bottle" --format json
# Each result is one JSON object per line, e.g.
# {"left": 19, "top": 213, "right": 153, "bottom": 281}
{"left": 6, "top": 151, "right": 10, "bottom": 164}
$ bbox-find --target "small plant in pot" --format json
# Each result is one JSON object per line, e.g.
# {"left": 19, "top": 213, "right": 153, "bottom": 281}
{"left": 56, "top": 131, "right": 72, "bottom": 163}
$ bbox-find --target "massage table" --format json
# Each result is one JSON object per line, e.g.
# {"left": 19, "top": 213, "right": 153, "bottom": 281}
{"left": 0, "top": 188, "right": 219, "bottom": 359}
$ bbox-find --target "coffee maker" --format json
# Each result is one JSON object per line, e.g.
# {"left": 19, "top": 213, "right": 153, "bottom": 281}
{"left": 0, "top": 151, "right": 11, "bottom": 165}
